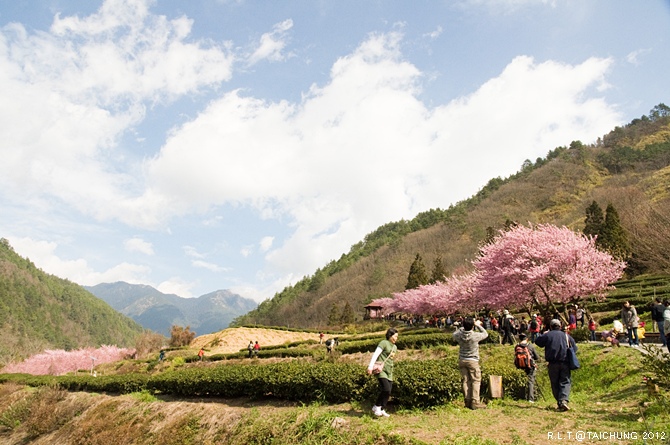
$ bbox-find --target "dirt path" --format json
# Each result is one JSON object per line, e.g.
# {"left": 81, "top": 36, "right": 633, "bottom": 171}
{"left": 189, "top": 327, "right": 322, "bottom": 355}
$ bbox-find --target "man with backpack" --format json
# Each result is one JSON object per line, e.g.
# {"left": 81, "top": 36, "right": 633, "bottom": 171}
{"left": 515, "top": 334, "right": 540, "bottom": 402}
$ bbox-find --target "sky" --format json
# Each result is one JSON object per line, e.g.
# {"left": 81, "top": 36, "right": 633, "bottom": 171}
{"left": 1, "top": 0, "right": 668, "bottom": 303}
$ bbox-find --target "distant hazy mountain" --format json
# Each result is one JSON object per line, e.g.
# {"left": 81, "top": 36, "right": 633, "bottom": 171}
{"left": 85, "top": 282, "right": 258, "bottom": 337}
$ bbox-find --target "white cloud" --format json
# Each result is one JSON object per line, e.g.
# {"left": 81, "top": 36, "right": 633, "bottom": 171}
{"left": 145, "top": 33, "right": 620, "bottom": 283}
{"left": 424, "top": 26, "right": 443, "bottom": 40}
{"left": 626, "top": 48, "right": 651, "bottom": 66}
{"left": 247, "top": 19, "right": 294, "bottom": 65}
{"left": 1, "top": 3, "right": 625, "bottom": 302}
{"left": 192, "top": 260, "right": 230, "bottom": 273}
{"left": 0, "top": 0, "right": 234, "bottom": 229}
{"left": 157, "top": 277, "right": 196, "bottom": 298}
{"left": 124, "top": 237, "right": 154, "bottom": 255}
{"left": 7, "top": 236, "right": 151, "bottom": 286}
{"left": 184, "top": 246, "right": 206, "bottom": 259}
{"left": 259, "top": 236, "right": 274, "bottom": 252}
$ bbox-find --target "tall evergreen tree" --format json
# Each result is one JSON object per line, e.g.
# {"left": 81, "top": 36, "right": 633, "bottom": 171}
{"left": 430, "top": 255, "right": 448, "bottom": 284}
{"left": 583, "top": 200, "right": 604, "bottom": 239}
{"left": 406, "top": 253, "right": 429, "bottom": 290}
{"left": 327, "top": 303, "right": 340, "bottom": 326}
{"left": 340, "top": 301, "right": 355, "bottom": 324}
{"left": 600, "top": 203, "right": 630, "bottom": 259}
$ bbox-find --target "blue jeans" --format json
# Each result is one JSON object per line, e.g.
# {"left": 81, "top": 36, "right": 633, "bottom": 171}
{"left": 627, "top": 327, "right": 639, "bottom": 346}
{"left": 658, "top": 321, "right": 667, "bottom": 347}
{"left": 547, "top": 362, "right": 572, "bottom": 406}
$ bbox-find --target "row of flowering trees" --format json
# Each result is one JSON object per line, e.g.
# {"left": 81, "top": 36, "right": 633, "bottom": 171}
{"left": 371, "top": 224, "right": 626, "bottom": 321}
{"left": 0, "top": 345, "right": 136, "bottom": 376}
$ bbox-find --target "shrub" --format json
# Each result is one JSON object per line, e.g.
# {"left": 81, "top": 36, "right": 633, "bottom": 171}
{"left": 170, "top": 326, "right": 196, "bottom": 348}
{"left": 570, "top": 327, "right": 591, "bottom": 342}
{"left": 393, "top": 359, "right": 461, "bottom": 407}
{"left": 641, "top": 344, "right": 670, "bottom": 388}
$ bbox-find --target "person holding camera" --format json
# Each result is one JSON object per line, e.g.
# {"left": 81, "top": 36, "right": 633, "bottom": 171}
{"left": 453, "top": 317, "right": 489, "bottom": 409}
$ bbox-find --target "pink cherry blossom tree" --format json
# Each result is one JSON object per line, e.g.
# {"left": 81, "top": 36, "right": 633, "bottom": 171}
{"left": 384, "top": 271, "right": 481, "bottom": 317}
{"left": 473, "top": 223, "right": 626, "bottom": 322}
{"left": 1, "top": 345, "right": 136, "bottom": 376}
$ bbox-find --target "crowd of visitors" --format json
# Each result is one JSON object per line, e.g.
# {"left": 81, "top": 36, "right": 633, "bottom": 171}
{"left": 364, "top": 298, "right": 670, "bottom": 417}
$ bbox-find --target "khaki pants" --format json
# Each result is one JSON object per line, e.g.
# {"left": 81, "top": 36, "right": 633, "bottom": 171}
{"left": 459, "top": 359, "right": 482, "bottom": 403}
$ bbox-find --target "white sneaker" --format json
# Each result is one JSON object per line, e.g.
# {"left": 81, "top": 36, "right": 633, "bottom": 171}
{"left": 372, "top": 405, "right": 382, "bottom": 416}
{"left": 379, "top": 409, "right": 391, "bottom": 417}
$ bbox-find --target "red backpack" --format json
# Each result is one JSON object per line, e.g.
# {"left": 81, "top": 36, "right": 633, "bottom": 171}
{"left": 514, "top": 344, "right": 533, "bottom": 369}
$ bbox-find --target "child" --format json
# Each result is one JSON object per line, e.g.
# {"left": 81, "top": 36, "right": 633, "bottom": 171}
{"left": 588, "top": 318, "right": 597, "bottom": 341}
{"left": 638, "top": 321, "right": 646, "bottom": 344}
{"left": 602, "top": 328, "right": 621, "bottom": 347}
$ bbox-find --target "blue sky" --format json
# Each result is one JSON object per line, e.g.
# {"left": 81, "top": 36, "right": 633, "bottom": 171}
{"left": 1, "top": 0, "right": 668, "bottom": 302}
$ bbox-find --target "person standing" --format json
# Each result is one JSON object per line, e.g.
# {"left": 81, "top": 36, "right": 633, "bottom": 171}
{"left": 367, "top": 328, "right": 399, "bottom": 417}
{"left": 501, "top": 310, "right": 515, "bottom": 345}
{"left": 575, "top": 305, "right": 586, "bottom": 328}
{"left": 535, "top": 319, "right": 578, "bottom": 411}
{"left": 452, "top": 316, "right": 489, "bottom": 409}
{"left": 621, "top": 301, "right": 640, "bottom": 347}
{"left": 516, "top": 334, "right": 540, "bottom": 402}
{"left": 198, "top": 348, "right": 205, "bottom": 361}
{"left": 253, "top": 341, "right": 260, "bottom": 356}
{"left": 588, "top": 318, "right": 598, "bottom": 342}
{"left": 651, "top": 298, "right": 667, "bottom": 348}
{"left": 247, "top": 341, "right": 254, "bottom": 358}
{"left": 528, "top": 315, "right": 540, "bottom": 343}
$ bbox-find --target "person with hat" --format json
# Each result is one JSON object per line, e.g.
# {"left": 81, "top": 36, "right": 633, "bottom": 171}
{"left": 501, "top": 309, "right": 515, "bottom": 345}
{"left": 534, "top": 319, "right": 578, "bottom": 411}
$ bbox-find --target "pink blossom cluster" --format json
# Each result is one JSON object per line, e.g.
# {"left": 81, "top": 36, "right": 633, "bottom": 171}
{"left": 375, "top": 224, "right": 626, "bottom": 317}
{"left": 1, "top": 345, "right": 136, "bottom": 376}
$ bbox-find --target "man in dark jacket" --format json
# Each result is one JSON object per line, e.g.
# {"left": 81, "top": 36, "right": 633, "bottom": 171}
{"left": 651, "top": 298, "right": 667, "bottom": 348}
{"left": 535, "top": 319, "right": 577, "bottom": 411}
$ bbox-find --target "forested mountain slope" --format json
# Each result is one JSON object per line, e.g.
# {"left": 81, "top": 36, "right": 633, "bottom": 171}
{"left": 234, "top": 104, "right": 670, "bottom": 328}
{"left": 0, "top": 239, "right": 144, "bottom": 365}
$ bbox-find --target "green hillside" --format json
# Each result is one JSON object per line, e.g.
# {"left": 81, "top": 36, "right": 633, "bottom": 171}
{"left": 0, "top": 239, "right": 144, "bottom": 366}
{"left": 235, "top": 104, "right": 670, "bottom": 328}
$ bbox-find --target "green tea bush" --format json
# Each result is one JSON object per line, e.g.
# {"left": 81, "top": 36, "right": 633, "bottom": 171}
{"left": 570, "top": 327, "right": 591, "bottom": 342}
{"left": 392, "top": 359, "right": 461, "bottom": 407}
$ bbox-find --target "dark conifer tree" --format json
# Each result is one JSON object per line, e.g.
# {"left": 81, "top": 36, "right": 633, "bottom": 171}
{"left": 406, "top": 253, "right": 429, "bottom": 290}
{"left": 583, "top": 200, "right": 604, "bottom": 240}
{"left": 600, "top": 203, "right": 630, "bottom": 259}
{"left": 327, "top": 303, "right": 340, "bottom": 326}
{"left": 430, "top": 255, "right": 448, "bottom": 284}
{"left": 340, "top": 301, "right": 355, "bottom": 324}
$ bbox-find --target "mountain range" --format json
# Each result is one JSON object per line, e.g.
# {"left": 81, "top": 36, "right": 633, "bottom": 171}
{"left": 85, "top": 282, "right": 258, "bottom": 337}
